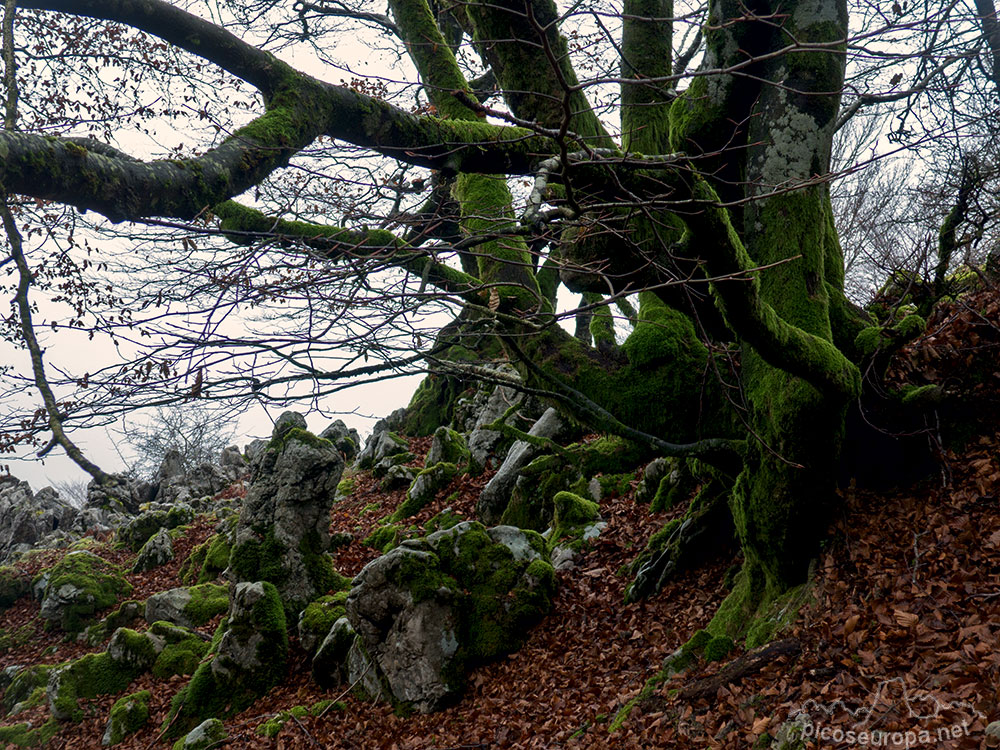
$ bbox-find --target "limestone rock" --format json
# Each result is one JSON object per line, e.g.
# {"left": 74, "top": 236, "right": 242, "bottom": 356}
{"left": 144, "top": 584, "right": 228, "bottom": 629}
{"left": 0, "top": 478, "right": 78, "bottom": 562}
{"left": 320, "top": 419, "right": 362, "bottom": 461}
{"left": 38, "top": 551, "right": 132, "bottom": 634}
{"left": 229, "top": 417, "right": 345, "bottom": 613}
{"left": 165, "top": 582, "right": 287, "bottom": 736}
{"left": 132, "top": 528, "right": 174, "bottom": 573}
{"left": 103, "top": 689, "right": 151, "bottom": 746}
{"left": 172, "top": 718, "right": 227, "bottom": 750}
{"left": 357, "top": 430, "right": 409, "bottom": 471}
{"left": 477, "top": 407, "right": 568, "bottom": 524}
{"left": 327, "top": 521, "right": 556, "bottom": 713}
{"left": 117, "top": 504, "right": 193, "bottom": 552}
{"left": 425, "top": 426, "right": 469, "bottom": 467}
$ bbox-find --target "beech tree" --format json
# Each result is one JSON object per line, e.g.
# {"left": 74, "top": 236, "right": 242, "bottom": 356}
{"left": 2, "top": 0, "right": 997, "bottom": 643}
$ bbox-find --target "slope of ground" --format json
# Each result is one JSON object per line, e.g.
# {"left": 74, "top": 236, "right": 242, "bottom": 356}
{"left": 2, "top": 292, "right": 1000, "bottom": 748}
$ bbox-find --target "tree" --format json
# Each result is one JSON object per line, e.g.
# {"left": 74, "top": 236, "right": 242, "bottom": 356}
{"left": 121, "top": 404, "right": 238, "bottom": 480}
{"left": 0, "top": 0, "right": 996, "bottom": 644}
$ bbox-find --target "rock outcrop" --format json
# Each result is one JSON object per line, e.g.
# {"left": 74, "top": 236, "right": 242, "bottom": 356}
{"left": 315, "top": 521, "right": 556, "bottom": 713}
{"left": 228, "top": 412, "right": 345, "bottom": 613}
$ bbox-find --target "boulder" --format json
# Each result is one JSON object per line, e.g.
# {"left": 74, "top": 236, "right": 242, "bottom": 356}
{"left": 172, "top": 719, "right": 227, "bottom": 750}
{"left": 117, "top": 504, "right": 193, "bottom": 552}
{"left": 321, "top": 521, "right": 556, "bottom": 713}
{"left": 477, "top": 407, "right": 568, "bottom": 524}
{"left": 165, "top": 581, "right": 287, "bottom": 736}
{"left": 144, "top": 584, "right": 228, "bottom": 629}
{"left": 0, "top": 479, "right": 78, "bottom": 562}
{"left": 425, "top": 426, "right": 469, "bottom": 467}
{"left": 38, "top": 551, "right": 132, "bottom": 634}
{"left": 103, "top": 690, "right": 150, "bottom": 746}
{"left": 156, "top": 462, "right": 232, "bottom": 506}
{"left": 132, "top": 528, "right": 174, "bottom": 573}
{"left": 84, "top": 474, "right": 140, "bottom": 517}
{"left": 297, "top": 591, "right": 349, "bottom": 656}
{"left": 357, "top": 430, "right": 409, "bottom": 471}
{"left": 319, "top": 420, "right": 362, "bottom": 461}
{"left": 229, "top": 414, "right": 345, "bottom": 613}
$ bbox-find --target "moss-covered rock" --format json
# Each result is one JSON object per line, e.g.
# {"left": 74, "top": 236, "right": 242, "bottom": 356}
{"left": 84, "top": 600, "right": 146, "bottom": 646}
{"left": 4, "top": 665, "right": 52, "bottom": 715}
{"left": 500, "top": 454, "right": 586, "bottom": 532}
{"left": 144, "top": 583, "right": 229, "bottom": 629}
{"left": 230, "top": 418, "right": 345, "bottom": 615}
{"left": 0, "top": 718, "right": 59, "bottom": 747}
{"left": 0, "top": 567, "right": 29, "bottom": 610}
{"left": 178, "top": 533, "right": 232, "bottom": 585}
{"left": 116, "top": 505, "right": 195, "bottom": 552}
{"left": 171, "top": 718, "right": 226, "bottom": 750}
{"left": 297, "top": 589, "right": 350, "bottom": 656}
{"left": 546, "top": 492, "right": 602, "bottom": 554}
{"left": 37, "top": 551, "right": 132, "bottom": 634}
{"left": 390, "top": 462, "right": 458, "bottom": 522}
{"left": 102, "top": 690, "right": 150, "bottom": 746}
{"left": 256, "top": 704, "right": 308, "bottom": 738}
{"left": 340, "top": 521, "right": 556, "bottom": 712}
{"left": 48, "top": 628, "right": 156, "bottom": 722}
{"left": 165, "top": 581, "right": 288, "bottom": 737}
{"left": 149, "top": 621, "right": 212, "bottom": 679}
{"left": 425, "top": 427, "right": 470, "bottom": 467}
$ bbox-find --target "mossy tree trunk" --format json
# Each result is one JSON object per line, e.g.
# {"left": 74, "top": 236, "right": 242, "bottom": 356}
{"left": 9, "top": 0, "right": 871, "bottom": 644}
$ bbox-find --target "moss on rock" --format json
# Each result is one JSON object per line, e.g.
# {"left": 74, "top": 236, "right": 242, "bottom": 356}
{"left": 38, "top": 551, "right": 132, "bottom": 634}
{"left": 179, "top": 533, "right": 232, "bottom": 585}
{"left": 103, "top": 690, "right": 150, "bottom": 746}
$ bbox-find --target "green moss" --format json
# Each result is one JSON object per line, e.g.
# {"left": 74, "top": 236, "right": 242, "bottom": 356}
{"left": 335, "top": 476, "right": 356, "bottom": 497}
{"left": 165, "top": 582, "right": 287, "bottom": 737}
{"left": 298, "top": 592, "right": 349, "bottom": 654}
{"left": 256, "top": 705, "right": 308, "bottom": 738}
{"left": 179, "top": 533, "right": 232, "bottom": 585}
{"left": 182, "top": 584, "right": 229, "bottom": 627}
{"left": 39, "top": 551, "right": 132, "bottom": 634}
{"left": 228, "top": 527, "right": 287, "bottom": 587}
{"left": 150, "top": 623, "right": 211, "bottom": 678}
{"left": 49, "top": 648, "right": 149, "bottom": 723}
{"left": 0, "top": 567, "right": 29, "bottom": 609}
{"left": 547, "top": 491, "right": 601, "bottom": 552}
{"left": 105, "top": 690, "right": 151, "bottom": 745}
{"left": 268, "top": 426, "right": 335, "bottom": 454}
{"left": 390, "top": 462, "right": 458, "bottom": 521}
{"left": 309, "top": 699, "right": 346, "bottom": 716}
{"left": 424, "top": 508, "right": 463, "bottom": 533}
{"left": 703, "top": 635, "right": 735, "bottom": 662}
{"left": 84, "top": 599, "right": 145, "bottom": 645}
{"left": 363, "top": 523, "right": 402, "bottom": 553}
{"left": 0, "top": 718, "right": 59, "bottom": 747}
{"left": 4, "top": 666, "right": 53, "bottom": 713}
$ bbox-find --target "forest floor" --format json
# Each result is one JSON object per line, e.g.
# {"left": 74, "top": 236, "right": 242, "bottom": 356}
{"left": 3, "top": 294, "right": 1000, "bottom": 749}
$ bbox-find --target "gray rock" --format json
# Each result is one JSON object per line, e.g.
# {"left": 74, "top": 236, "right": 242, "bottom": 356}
{"left": 132, "top": 528, "right": 174, "bottom": 573}
{"left": 634, "top": 458, "right": 669, "bottom": 504}
{"left": 0, "top": 479, "right": 78, "bottom": 562}
{"left": 425, "top": 427, "right": 469, "bottom": 467}
{"left": 230, "top": 422, "right": 344, "bottom": 612}
{"left": 358, "top": 431, "right": 409, "bottom": 471}
{"left": 176, "top": 718, "right": 227, "bottom": 750}
{"left": 85, "top": 474, "right": 140, "bottom": 515}
{"left": 381, "top": 464, "right": 418, "bottom": 491}
{"left": 477, "top": 407, "right": 567, "bottom": 524}
{"left": 466, "top": 375, "right": 524, "bottom": 472}
{"left": 338, "top": 521, "right": 555, "bottom": 713}
{"left": 372, "top": 450, "right": 414, "bottom": 478}
{"left": 244, "top": 438, "right": 269, "bottom": 474}
{"left": 219, "top": 445, "right": 245, "bottom": 473}
{"left": 320, "top": 420, "right": 362, "bottom": 461}
{"left": 273, "top": 410, "right": 308, "bottom": 438}
{"left": 144, "top": 588, "right": 193, "bottom": 627}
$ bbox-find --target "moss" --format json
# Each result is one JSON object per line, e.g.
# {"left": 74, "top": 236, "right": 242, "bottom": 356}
{"left": 85, "top": 599, "right": 145, "bottom": 645}
{"left": 854, "top": 326, "right": 884, "bottom": 357}
{"left": 267, "top": 426, "right": 335, "bottom": 455}
{"left": 335, "top": 476, "right": 356, "bottom": 498}
{"left": 179, "top": 533, "right": 231, "bottom": 585}
{"left": 0, "top": 718, "right": 59, "bottom": 747}
{"left": 424, "top": 508, "right": 463, "bottom": 533}
{"left": 547, "top": 491, "right": 601, "bottom": 552}
{"left": 105, "top": 690, "right": 151, "bottom": 746}
{"left": 182, "top": 583, "right": 229, "bottom": 627}
{"left": 309, "top": 699, "right": 346, "bottom": 716}
{"left": 298, "top": 592, "right": 349, "bottom": 654}
{"left": 150, "top": 623, "right": 211, "bottom": 679}
{"left": 4, "top": 666, "right": 53, "bottom": 713}
{"left": 703, "top": 635, "right": 735, "bottom": 662}
{"left": 228, "top": 527, "right": 288, "bottom": 587}
{"left": 390, "top": 462, "right": 458, "bottom": 521}
{"left": 0, "top": 567, "right": 29, "bottom": 609}
{"left": 363, "top": 522, "right": 401, "bottom": 553}
{"left": 165, "top": 582, "right": 287, "bottom": 737}
{"left": 39, "top": 551, "right": 132, "bottom": 634}
{"left": 49, "top": 648, "right": 149, "bottom": 723}
{"left": 256, "top": 705, "right": 308, "bottom": 738}
{"left": 893, "top": 312, "right": 925, "bottom": 340}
